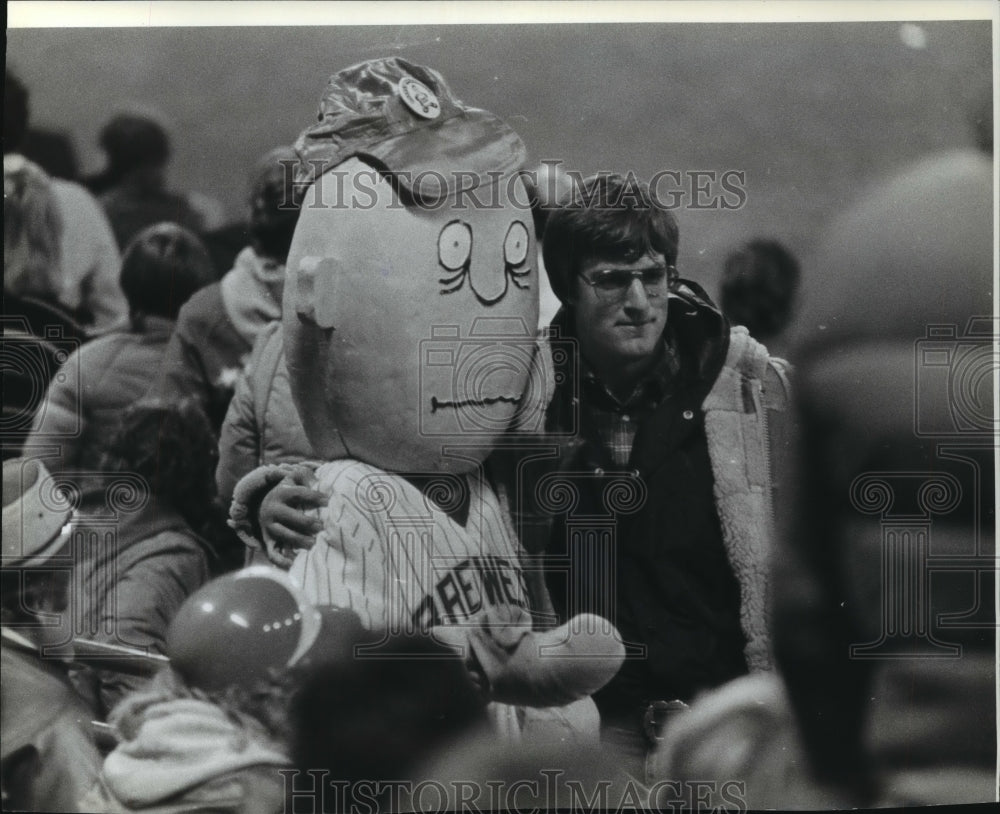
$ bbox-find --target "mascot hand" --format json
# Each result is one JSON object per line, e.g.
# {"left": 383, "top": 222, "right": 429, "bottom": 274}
{"left": 430, "top": 625, "right": 491, "bottom": 704}
{"left": 432, "top": 614, "right": 625, "bottom": 708}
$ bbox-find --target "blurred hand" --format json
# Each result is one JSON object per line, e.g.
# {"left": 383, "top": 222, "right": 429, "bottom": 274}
{"left": 430, "top": 625, "right": 492, "bottom": 703}
{"left": 259, "top": 464, "right": 325, "bottom": 568}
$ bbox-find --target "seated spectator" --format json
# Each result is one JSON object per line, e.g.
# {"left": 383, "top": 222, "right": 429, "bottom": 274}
{"left": 2, "top": 457, "right": 102, "bottom": 811}
{"left": 82, "top": 668, "right": 289, "bottom": 814}
{"left": 25, "top": 223, "right": 214, "bottom": 505}
{"left": 3, "top": 151, "right": 86, "bottom": 459}
{"left": 718, "top": 238, "right": 800, "bottom": 354}
{"left": 72, "top": 400, "right": 217, "bottom": 717}
{"left": 149, "top": 146, "right": 300, "bottom": 435}
{"left": 290, "top": 631, "right": 489, "bottom": 813}
{"left": 86, "top": 113, "right": 215, "bottom": 250}
{"left": 5, "top": 71, "right": 126, "bottom": 334}
{"left": 82, "top": 567, "right": 360, "bottom": 814}
{"left": 4, "top": 153, "right": 67, "bottom": 318}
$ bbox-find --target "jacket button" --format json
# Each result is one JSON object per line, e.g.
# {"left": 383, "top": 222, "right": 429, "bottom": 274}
{"left": 682, "top": 410, "right": 694, "bottom": 420}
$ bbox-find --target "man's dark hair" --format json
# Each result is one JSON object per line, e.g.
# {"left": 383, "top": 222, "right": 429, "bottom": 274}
{"left": 719, "top": 239, "right": 801, "bottom": 341}
{"left": 247, "top": 146, "right": 300, "bottom": 264}
{"left": 542, "top": 173, "right": 680, "bottom": 304}
{"left": 119, "top": 222, "right": 214, "bottom": 324}
{"left": 4, "top": 71, "right": 30, "bottom": 154}
{"left": 100, "top": 399, "right": 218, "bottom": 530}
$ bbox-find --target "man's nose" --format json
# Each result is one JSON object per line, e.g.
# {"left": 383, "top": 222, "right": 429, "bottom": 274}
{"left": 623, "top": 276, "right": 650, "bottom": 309}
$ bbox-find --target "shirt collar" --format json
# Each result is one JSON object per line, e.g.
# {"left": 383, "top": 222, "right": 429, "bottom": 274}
{"left": 580, "top": 331, "right": 681, "bottom": 410}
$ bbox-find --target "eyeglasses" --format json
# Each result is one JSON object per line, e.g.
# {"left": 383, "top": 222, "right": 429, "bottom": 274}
{"left": 580, "top": 265, "right": 679, "bottom": 300}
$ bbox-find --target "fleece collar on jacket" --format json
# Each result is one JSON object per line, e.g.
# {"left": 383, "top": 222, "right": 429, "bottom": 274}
{"left": 701, "top": 325, "right": 776, "bottom": 671}
{"left": 219, "top": 246, "right": 285, "bottom": 347}
{"left": 101, "top": 697, "right": 289, "bottom": 806}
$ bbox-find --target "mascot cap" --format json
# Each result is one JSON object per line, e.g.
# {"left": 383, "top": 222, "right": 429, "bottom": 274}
{"left": 294, "top": 56, "right": 527, "bottom": 204}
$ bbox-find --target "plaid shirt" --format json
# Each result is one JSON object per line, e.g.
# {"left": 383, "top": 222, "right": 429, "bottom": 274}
{"left": 580, "top": 338, "right": 682, "bottom": 467}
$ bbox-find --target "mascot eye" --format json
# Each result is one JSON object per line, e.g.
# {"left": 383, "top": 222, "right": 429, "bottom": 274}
{"left": 438, "top": 221, "right": 473, "bottom": 270}
{"left": 503, "top": 221, "right": 529, "bottom": 267}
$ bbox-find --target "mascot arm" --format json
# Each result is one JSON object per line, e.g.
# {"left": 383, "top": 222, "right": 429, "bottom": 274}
{"left": 288, "top": 488, "right": 392, "bottom": 631}
{"left": 434, "top": 613, "right": 625, "bottom": 708}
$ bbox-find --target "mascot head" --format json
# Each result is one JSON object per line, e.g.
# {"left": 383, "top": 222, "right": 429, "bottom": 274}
{"left": 284, "top": 58, "right": 540, "bottom": 473}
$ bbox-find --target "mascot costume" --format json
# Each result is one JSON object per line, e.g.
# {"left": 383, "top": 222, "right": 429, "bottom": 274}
{"left": 236, "top": 58, "right": 624, "bottom": 737}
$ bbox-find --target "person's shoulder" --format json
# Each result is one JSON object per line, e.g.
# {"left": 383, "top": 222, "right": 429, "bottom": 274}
{"left": 69, "top": 330, "right": 125, "bottom": 372}
{"left": 49, "top": 177, "right": 116, "bottom": 232}
{"left": 118, "top": 526, "right": 208, "bottom": 583}
{"left": 49, "top": 176, "right": 101, "bottom": 208}
{"left": 1, "top": 638, "right": 90, "bottom": 719}
{"left": 174, "top": 283, "right": 224, "bottom": 331}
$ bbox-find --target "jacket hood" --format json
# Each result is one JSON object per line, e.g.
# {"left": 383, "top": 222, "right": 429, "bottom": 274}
{"left": 220, "top": 246, "right": 285, "bottom": 347}
{"left": 101, "top": 696, "right": 289, "bottom": 806}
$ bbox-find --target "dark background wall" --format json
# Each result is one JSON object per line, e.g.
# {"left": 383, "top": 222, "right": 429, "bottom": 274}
{"left": 6, "top": 21, "right": 992, "bottom": 295}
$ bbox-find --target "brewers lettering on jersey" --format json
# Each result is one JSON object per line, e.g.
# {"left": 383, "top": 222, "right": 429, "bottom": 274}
{"left": 291, "top": 460, "right": 533, "bottom": 634}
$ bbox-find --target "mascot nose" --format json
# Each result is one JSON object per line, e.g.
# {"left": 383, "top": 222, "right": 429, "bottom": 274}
{"left": 468, "top": 260, "right": 508, "bottom": 305}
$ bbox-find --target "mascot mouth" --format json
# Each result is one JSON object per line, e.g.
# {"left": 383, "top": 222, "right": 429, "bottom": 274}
{"left": 430, "top": 394, "right": 523, "bottom": 413}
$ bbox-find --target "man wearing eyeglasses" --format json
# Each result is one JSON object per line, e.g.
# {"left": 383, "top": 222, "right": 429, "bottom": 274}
{"left": 510, "top": 172, "right": 790, "bottom": 781}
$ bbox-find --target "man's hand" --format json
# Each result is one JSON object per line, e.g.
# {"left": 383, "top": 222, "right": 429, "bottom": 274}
{"left": 259, "top": 464, "right": 325, "bottom": 568}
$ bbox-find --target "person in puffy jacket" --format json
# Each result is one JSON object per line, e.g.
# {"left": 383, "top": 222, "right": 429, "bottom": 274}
{"left": 25, "top": 223, "right": 214, "bottom": 509}
{"left": 148, "top": 147, "right": 301, "bottom": 436}
{"left": 215, "top": 320, "right": 312, "bottom": 560}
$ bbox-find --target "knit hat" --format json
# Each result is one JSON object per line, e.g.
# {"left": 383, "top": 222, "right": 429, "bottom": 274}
{"left": 293, "top": 57, "right": 527, "bottom": 204}
{"left": 2, "top": 458, "right": 73, "bottom": 566}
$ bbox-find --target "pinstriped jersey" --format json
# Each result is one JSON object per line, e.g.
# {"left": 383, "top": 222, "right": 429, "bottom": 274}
{"left": 290, "top": 459, "right": 533, "bottom": 634}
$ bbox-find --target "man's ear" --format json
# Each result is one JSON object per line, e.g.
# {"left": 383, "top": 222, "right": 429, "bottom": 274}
{"left": 563, "top": 275, "right": 580, "bottom": 307}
